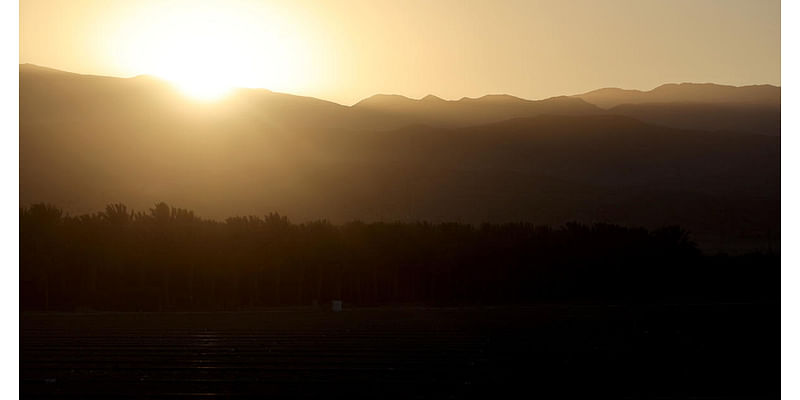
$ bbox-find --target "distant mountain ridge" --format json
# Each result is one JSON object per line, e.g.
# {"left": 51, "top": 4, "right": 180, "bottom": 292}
{"left": 19, "top": 64, "right": 780, "bottom": 252}
{"left": 352, "top": 92, "right": 602, "bottom": 128}
{"left": 20, "top": 64, "right": 780, "bottom": 135}
{"left": 574, "top": 82, "right": 780, "bottom": 109}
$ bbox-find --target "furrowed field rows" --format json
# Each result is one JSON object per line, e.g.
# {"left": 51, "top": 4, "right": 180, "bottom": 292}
{"left": 21, "top": 306, "right": 775, "bottom": 399}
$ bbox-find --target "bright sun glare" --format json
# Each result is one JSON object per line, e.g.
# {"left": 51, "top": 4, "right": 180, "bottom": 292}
{"left": 116, "top": 1, "right": 309, "bottom": 101}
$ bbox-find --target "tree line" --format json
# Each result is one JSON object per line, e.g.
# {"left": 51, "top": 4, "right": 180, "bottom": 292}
{"left": 20, "top": 202, "right": 776, "bottom": 311}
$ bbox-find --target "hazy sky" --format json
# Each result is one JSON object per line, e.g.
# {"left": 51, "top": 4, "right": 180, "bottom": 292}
{"left": 21, "top": 0, "right": 780, "bottom": 105}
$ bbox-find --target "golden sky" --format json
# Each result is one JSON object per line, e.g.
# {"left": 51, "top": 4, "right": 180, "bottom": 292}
{"left": 20, "top": 0, "right": 780, "bottom": 104}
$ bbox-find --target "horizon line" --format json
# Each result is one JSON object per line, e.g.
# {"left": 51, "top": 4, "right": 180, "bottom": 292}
{"left": 19, "top": 62, "right": 782, "bottom": 107}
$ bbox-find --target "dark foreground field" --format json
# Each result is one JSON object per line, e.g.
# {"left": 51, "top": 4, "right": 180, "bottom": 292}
{"left": 22, "top": 305, "right": 776, "bottom": 399}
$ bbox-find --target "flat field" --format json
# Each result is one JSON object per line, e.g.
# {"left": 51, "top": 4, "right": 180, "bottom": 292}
{"left": 21, "top": 304, "right": 776, "bottom": 398}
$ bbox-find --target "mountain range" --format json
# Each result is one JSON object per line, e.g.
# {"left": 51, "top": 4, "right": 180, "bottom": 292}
{"left": 19, "top": 64, "right": 780, "bottom": 252}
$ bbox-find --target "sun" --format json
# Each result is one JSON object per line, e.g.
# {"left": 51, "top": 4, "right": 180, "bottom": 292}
{"left": 113, "top": 1, "right": 312, "bottom": 101}
{"left": 148, "top": 9, "right": 244, "bottom": 101}
{"left": 160, "top": 36, "right": 237, "bottom": 101}
{"left": 156, "top": 33, "right": 239, "bottom": 101}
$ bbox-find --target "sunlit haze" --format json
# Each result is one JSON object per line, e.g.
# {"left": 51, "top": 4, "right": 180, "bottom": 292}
{"left": 18, "top": 2, "right": 782, "bottom": 397}
{"left": 20, "top": 0, "right": 780, "bottom": 104}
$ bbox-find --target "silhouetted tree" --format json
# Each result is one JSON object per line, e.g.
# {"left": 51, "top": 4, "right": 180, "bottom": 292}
{"left": 19, "top": 203, "right": 777, "bottom": 311}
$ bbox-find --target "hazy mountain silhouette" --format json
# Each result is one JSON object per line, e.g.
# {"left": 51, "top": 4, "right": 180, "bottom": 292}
{"left": 355, "top": 83, "right": 781, "bottom": 134}
{"left": 20, "top": 65, "right": 779, "bottom": 252}
{"left": 352, "top": 93, "right": 602, "bottom": 128}
{"left": 606, "top": 102, "right": 780, "bottom": 136}
{"left": 575, "top": 83, "right": 780, "bottom": 109}
{"left": 572, "top": 83, "right": 781, "bottom": 135}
